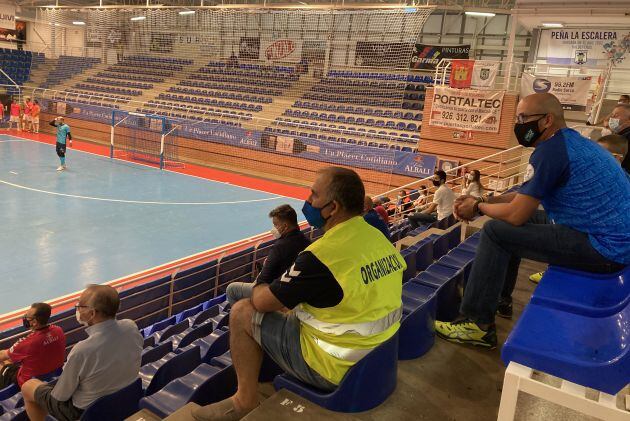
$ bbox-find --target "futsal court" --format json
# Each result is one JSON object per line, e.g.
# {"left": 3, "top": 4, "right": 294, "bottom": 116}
{"left": 0, "top": 134, "right": 304, "bottom": 315}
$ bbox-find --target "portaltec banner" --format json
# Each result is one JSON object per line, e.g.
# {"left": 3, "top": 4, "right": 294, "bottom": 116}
{"left": 430, "top": 87, "right": 504, "bottom": 133}
{"left": 519, "top": 73, "right": 591, "bottom": 111}
{"left": 0, "top": 3, "right": 16, "bottom": 30}
{"left": 260, "top": 39, "right": 303, "bottom": 63}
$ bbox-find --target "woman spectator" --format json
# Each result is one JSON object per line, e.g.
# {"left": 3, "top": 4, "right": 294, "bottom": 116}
{"left": 462, "top": 170, "right": 484, "bottom": 197}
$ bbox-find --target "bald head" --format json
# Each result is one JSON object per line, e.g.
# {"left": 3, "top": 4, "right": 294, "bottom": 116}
{"left": 364, "top": 195, "right": 374, "bottom": 213}
{"left": 517, "top": 93, "right": 565, "bottom": 121}
{"left": 83, "top": 284, "right": 119, "bottom": 318}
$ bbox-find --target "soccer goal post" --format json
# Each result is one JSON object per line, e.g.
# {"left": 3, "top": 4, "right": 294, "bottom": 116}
{"left": 110, "top": 110, "right": 180, "bottom": 170}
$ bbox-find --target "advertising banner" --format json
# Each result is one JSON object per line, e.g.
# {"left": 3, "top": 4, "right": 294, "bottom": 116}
{"left": 538, "top": 29, "right": 630, "bottom": 67}
{"left": 239, "top": 37, "right": 260, "bottom": 59}
{"left": 411, "top": 44, "right": 470, "bottom": 70}
{"left": 354, "top": 41, "right": 413, "bottom": 68}
{"left": 260, "top": 39, "right": 302, "bottom": 63}
{"left": 0, "top": 3, "right": 16, "bottom": 30}
{"left": 429, "top": 87, "right": 504, "bottom": 133}
{"left": 520, "top": 73, "right": 592, "bottom": 111}
{"left": 40, "top": 99, "right": 437, "bottom": 178}
{"left": 0, "top": 20, "right": 25, "bottom": 43}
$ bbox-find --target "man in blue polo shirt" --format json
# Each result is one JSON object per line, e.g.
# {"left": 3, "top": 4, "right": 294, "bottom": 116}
{"left": 436, "top": 93, "right": 630, "bottom": 349}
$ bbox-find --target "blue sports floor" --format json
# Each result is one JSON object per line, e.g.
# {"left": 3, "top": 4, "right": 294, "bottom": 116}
{"left": 0, "top": 136, "right": 304, "bottom": 315}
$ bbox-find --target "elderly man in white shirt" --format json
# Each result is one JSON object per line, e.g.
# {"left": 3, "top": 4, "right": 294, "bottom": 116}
{"left": 408, "top": 170, "right": 455, "bottom": 228}
{"left": 21, "top": 285, "right": 143, "bottom": 421}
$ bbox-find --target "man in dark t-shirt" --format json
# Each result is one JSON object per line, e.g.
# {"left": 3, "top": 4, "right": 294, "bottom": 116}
{"left": 0, "top": 303, "right": 65, "bottom": 389}
{"left": 226, "top": 204, "right": 310, "bottom": 305}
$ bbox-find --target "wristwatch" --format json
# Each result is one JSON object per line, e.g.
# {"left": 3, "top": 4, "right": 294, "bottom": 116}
{"left": 472, "top": 196, "right": 484, "bottom": 215}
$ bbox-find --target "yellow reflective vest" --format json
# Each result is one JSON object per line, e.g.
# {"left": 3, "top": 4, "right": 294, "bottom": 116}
{"left": 295, "top": 216, "right": 405, "bottom": 385}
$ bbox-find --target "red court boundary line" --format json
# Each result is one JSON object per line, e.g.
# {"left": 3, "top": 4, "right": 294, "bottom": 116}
{"left": 0, "top": 130, "right": 310, "bottom": 330}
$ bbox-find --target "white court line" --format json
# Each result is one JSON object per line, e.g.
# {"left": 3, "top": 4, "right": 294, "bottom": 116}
{"left": 0, "top": 134, "right": 304, "bottom": 201}
{"left": 0, "top": 178, "right": 285, "bottom": 205}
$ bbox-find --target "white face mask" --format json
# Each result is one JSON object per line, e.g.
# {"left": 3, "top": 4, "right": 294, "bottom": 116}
{"left": 270, "top": 227, "right": 282, "bottom": 239}
{"left": 76, "top": 309, "right": 91, "bottom": 327}
{"left": 608, "top": 118, "right": 621, "bottom": 133}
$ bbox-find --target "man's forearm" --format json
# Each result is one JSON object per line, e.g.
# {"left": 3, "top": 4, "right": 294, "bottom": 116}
{"left": 486, "top": 192, "right": 516, "bottom": 204}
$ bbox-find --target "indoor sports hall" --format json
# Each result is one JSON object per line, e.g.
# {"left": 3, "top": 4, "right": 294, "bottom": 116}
{"left": 0, "top": 1, "right": 628, "bottom": 420}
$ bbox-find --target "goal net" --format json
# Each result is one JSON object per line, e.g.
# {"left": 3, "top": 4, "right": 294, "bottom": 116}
{"left": 110, "top": 110, "right": 180, "bottom": 169}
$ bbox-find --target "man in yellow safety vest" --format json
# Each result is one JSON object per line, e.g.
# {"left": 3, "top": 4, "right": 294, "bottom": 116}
{"left": 193, "top": 167, "right": 405, "bottom": 421}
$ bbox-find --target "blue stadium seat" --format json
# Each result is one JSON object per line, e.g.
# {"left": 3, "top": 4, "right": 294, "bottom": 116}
{"left": 154, "top": 320, "right": 190, "bottom": 343}
{"left": 140, "top": 346, "right": 201, "bottom": 396}
{"left": 142, "top": 341, "right": 173, "bottom": 366}
{"left": 273, "top": 333, "right": 399, "bottom": 412}
{"left": 138, "top": 363, "right": 237, "bottom": 418}
{"left": 399, "top": 283, "right": 438, "bottom": 360}
{"left": 400, "top": 249, "right": 416, "bottom": 283}
{"left": 530, "top": 265, "right": 629, "bottom": 317}
{"left": 414, "top": 263, "right": 464, "bottom": 322}
{"left": 75, "top": 378, "right": 143, "bottom": 421}
{"left": 502, "top": 298, "right": 629, "bottom": 395}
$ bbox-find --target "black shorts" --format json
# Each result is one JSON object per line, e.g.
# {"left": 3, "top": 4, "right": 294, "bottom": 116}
{"left": 0, "top": 363, "right": 19, "bottom": 389}
{"left": 34, "top": 384, "right": 83, "bottom": 421}
{"left": 56, "top": 142, "right": 67, "bottom": 158}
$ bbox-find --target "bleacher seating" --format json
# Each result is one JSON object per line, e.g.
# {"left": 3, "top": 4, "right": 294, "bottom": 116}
{"left": 0, "top": 48, "right": 45, "bottom": 94}
{"left": 0, "top": 207, "right": 486, "bottom": 418}
{"left": 41, "top": 55, "right": 101, "bottom": 89}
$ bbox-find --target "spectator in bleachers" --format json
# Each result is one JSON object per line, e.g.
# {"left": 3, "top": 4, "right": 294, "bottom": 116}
{"left": 437, "top": 93, "right": 630, "bottom": 349}
{"left": 597, "top": 134, "right": 628, "bottom": 172}
{"left": 363, "top": 195, "right": 391, "bottom": 240}
{"left": 21, "top": 285, "right": 143, "bottom": 421}
{"left": 226, "top": 204, "right": 311, "bottom": 305}
{"left": 461, "top": 170, "right": 484, "bottom": 197}
{"left": 31, "top": 100, "right": 41, "bottom": 134}
{"left": 23, "top": 98, "right": 33, "bottom": 132}
{"left": 0, "top": 303, "right": 65, "bottom": 390}
{"left": 228, "top": 52, "right": 239, "bottom": 67}
{"left": 607, "top": 103, "right": 630, "bottom": 173}
{"left": 9, "top": 99, "right": 20, "bottom": 130}
{"left": 193, "top": 167, "right": 404, "bottom": 421}
{"left": 407, "top": 170, "right": 455, "bottom": 228}
{"left": 412, "top": 185, "right": 429, "bottom": 210}
{"left": 618, "top": 94, "right": 630, "bottom": 104}
{"left": 372, "top": 197, "right": 389, "bottom": 224}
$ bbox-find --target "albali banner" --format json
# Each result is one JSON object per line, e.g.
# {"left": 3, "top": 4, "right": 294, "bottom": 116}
{"left": 450, "top": 60, "right": 499, "bottom": 89}
{"left": 239, "top": 37, "right": 260, "bottom": 59}
{"left": 430, "top": 86, "right": 504, "bottom": 133}
{"left": 411, "top": 44, "right": 470, "bottom": 70}
{"left": 520, "top": 73, "right": 591, "bottom": 111}
{"left": 354, "top": 41, "right": 413, "bottom": 68}
{"left": 538, "top": 29, "right": 630, "bottom": 67}
{"left": 260, "top": 39, "right": 303, "bottom": 63}
{"left": 40, "top": 99, "right": 437, "bottom": 178}
{"left": 0, "top": 3, "right": 16, "bottom": 30}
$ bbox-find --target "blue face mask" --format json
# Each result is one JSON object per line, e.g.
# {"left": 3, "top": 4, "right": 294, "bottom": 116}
{"left": 302, "top": 200, "right": 332, "bottom": 229}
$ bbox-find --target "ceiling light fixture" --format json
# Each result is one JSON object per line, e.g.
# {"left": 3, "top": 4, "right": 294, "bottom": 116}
{"left": 465, "top": 11, "right": 496, "bottom": 17}
{"left": 542, "top": 22, "right": 564, "bottom": 28}
{"left": 131, "top": 16, "right": 146, "bottom": 21}
{"left": 72, "top": 21, "right": 85, "bottom": 25}
{"left": 178, "top": 10, "right": 196, "bottom": 15}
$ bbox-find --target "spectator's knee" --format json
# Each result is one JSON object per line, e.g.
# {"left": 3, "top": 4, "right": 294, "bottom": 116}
{"left": 21, "top": 379, "right": 43, "bottom": 401}
{"left": 230, "top": 299, "right": 255, "bottom": 332}
{"left": 481, "top": 219, "right": 508, "bottom": 243}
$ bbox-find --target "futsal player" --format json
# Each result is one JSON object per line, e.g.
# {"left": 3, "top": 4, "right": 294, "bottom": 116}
{"left": 49, "top": 117, "right": 72, "bottom": 171}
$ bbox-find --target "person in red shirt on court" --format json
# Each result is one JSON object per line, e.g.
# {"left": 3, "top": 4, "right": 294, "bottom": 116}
{"left": 9, "top": 99, "right": 21, "bottom": 130}
{"left": 0, "top": 303, "right": 66, "bottom": 389}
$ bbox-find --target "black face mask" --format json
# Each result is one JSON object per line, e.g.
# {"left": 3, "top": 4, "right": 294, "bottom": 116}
{"left": 22, "top": 318, "right": 31, "bottom": 330}
{"left": 514, "top": 116, "right": 546, "bottom": 147}
{"left": 432, "top": 179, "right": 441, "bottom": 187}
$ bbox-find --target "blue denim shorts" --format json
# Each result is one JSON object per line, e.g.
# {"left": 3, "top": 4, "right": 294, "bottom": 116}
{"left": 252, "top": 310, "right": 336, "bottom": 392}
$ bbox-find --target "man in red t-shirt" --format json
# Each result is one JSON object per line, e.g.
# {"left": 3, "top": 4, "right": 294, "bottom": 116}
{"left": 0, "top": 303, "right": 66, "bottom": 389}
{"left": 9, "top": 99, "right": 21, "bottom": 130}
